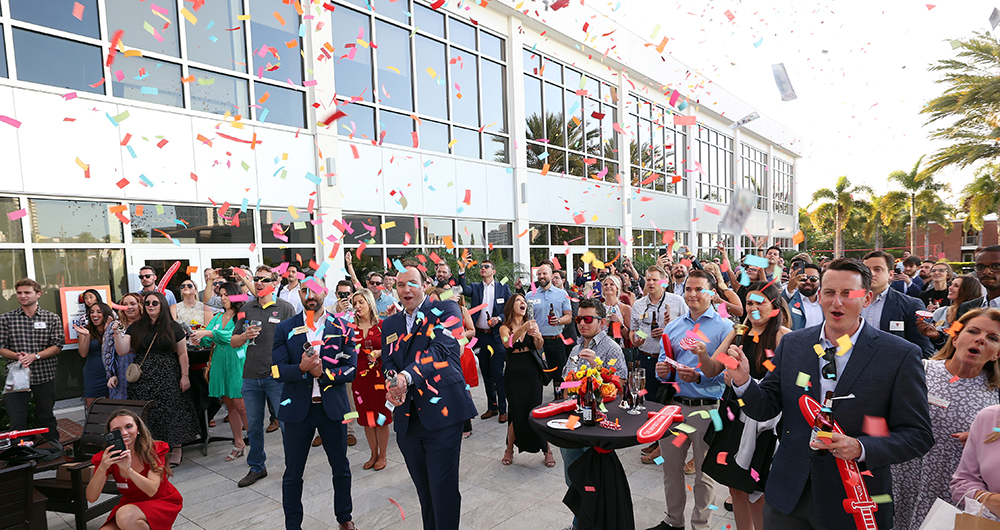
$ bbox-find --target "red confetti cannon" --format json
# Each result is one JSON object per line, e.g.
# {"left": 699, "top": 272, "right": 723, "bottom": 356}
{"left": 636, "top": 405, "right": 683, "bottom": 444}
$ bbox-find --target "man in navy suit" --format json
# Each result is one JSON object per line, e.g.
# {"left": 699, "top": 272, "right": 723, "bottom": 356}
{"left": 726, "top": 258, "right": 932, "bottom": 529}
{"left": 862, "top": 251, "right": 936, "bottom": 357}
{"left": 272, "top": 277, "right": 357, "bottom": 530}
{"left": 456, "top": 258, "right": 512, "bottom": 421}
{"left": 383, "top": 263, "right": 477, "bottom": 530}
{"left": 890, "top": 255, "right": 924, "bottom": 297}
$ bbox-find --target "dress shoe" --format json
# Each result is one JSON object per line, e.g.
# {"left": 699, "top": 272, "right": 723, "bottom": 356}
{"left": 339, "top": 521, "right": 356, "bottom": 530}
{"left": 266, "top": 419, "right": 279, "bottom": 433}
{"left": 312, "top": 435, "right": 322, "bottom": 447}
{"left": 498, "top": 414, "right": 508, "bottom": 423}
{"left": 640, "top": 446, "right": 660, "bottom": 464}
{"left": 238, "top": 469, "right": 267, "bottom": 488}
{"left": 644, "top": 523, "right": 683, "bottom": 530}
{"left": 480, "top": 410, "right": 498, "bottom": 420}
{"left": 684, "top": 458, "right": 695, "bottom": 475}
{"left": 347, "top": 434, "right": 357, "bottom": 446}
{"left": 641, "top": 441, "right": 659, "bottom": 455}
{"left": 724, "top": 496, "right": 733, "bottom": 511}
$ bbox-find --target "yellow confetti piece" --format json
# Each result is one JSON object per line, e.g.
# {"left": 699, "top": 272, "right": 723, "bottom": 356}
{"left": 796, "top": 371, "right": 810, "bottom": 388}
{"left": 271, "top": 365, "right": 280, "bottom": 378}
{"left": 75, "top": 157, "right": 89, "bottom": 170}
{"left": 448, "top": 138, "right": 458, "bottom": 148}
{"left": 356, "top": 38, "right": 369, "bottom": 48}
{"left": 817, "top": 430, "right": 833, "bottom": 438}
{"left": 675, "top": 423, "right": 696, "bottom": 434}
{"left": 836, "top": 334, "right": 852, "bottom": 356}
{"left": 180, "top": 7, "right": 197, "bottom": 24}
{"left": 237, "top": 14, "right": 251, "bottom": 20}
{"left": 813, "top": 344, "right": 826, "bottom": 357}
{"left": 386, "top": 66, "right": 401, "bottom": 74}
{"left": 380, "top": 221, "right": 396, "bottom": 230}
{"left": 426, "top": 67, "right": 437, "bottom": 78}
{"left": 288, "top": 205, "right": 299, "bottom": 219}
{"left": 123, "top": 49, "right": 143, "bottom": 57}
{"left": 343, "top": 411, "right": 359, "bottom": 420}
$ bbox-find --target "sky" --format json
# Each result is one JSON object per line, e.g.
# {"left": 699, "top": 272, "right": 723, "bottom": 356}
{"left": 601, "top": 0, "right": 998, "bottom": 210}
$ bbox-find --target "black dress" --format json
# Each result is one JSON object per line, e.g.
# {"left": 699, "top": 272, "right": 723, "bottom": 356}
{"left": 505, "top": 334, "right": 546, "bottom": 453}
{"left": 126, "top": 322, "right": 200, "bottom": 446}
{"left": 702, "top": 339, "right": 779, "bottom": 493}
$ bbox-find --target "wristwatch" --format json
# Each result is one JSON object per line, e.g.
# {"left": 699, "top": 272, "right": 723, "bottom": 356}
{"left": 34, "top": 353, "right": 40, "bottom": 360}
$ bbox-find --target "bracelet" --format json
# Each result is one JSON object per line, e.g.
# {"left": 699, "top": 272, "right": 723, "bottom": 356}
{"left": 181, "top": 374, "right": 189, "bottom": 377}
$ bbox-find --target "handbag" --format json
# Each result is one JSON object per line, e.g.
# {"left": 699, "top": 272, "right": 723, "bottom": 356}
{"left": 461, "top": 346, "right": 479, "bottom": 388}
{"left": 125, "top": 333, "right": 157, "bottom": 383}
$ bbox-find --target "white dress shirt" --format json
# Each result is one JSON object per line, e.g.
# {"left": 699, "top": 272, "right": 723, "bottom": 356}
{"left": 305, "top": 310, "right": 327, "bottom": 398}
{"left": 477, "top": 280, "right": 496, "bottom": 329}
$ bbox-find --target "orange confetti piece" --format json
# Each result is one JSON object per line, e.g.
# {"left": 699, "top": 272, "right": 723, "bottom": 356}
{"left": 273, "top": 11, "right": 286, "bottom": 25}
{"left": 762, "top": 359, "right": 776, "bottom": 372}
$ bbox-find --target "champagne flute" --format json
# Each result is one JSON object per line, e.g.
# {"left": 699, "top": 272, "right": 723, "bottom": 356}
{"left": 247, "top": 320, "right": 262, "bottom": 346}
{"left": 627, "top": 371, "right": 642, "bottom": 415}
{"left": 635, "top": 368, "right": 647, "bottom": 411}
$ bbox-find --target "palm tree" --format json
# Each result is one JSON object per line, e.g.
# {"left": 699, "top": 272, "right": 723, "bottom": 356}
{"left": 913, "top": 192, "right": 956, "bottom": 258}
{"left": 961, "top": 162, "right": 1000, "bottom": 243}
{"left": 860, "top": 192, "right": 905, "bottom": 251}
{"left": 923, "top": 31, "right": 1000, "bottom": 173}
{"left": 808, "top": 176, "right": 873, "bottom": 257}
{"left": 883, "top": 156, "right": 946, "bottom": 256}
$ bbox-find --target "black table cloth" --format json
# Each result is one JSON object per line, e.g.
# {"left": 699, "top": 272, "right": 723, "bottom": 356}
{"left": 530, "top": 398, "right": 666, "bottom": 530}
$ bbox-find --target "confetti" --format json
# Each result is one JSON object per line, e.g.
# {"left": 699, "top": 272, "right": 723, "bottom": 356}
{"left": 863, "top": 415, "right": 889, "bottom": 437}
{"left": 388, "top": 498, "right": 405, "bottom": 520}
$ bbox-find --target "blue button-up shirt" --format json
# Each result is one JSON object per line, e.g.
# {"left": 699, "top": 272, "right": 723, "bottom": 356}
{"left": 658, "top": 304, "right": 733, "bottom": 399}
{"left": 374, "top": 292, "right": 398, "bottom": 319}
{"left": 527, "top": 285, "right": 572, "bottom": 336}
{"left": 860, "top": 287, "right": 888, "bottom": 330}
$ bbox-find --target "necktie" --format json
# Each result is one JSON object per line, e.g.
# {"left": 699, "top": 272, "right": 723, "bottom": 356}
{"left": 821, "top": 345, "right": 838, "bottom": 381}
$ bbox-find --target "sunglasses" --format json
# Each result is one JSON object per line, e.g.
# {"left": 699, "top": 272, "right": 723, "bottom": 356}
{"left": 255, "top": 277, "right": 275, "bottom": 283}
{"left": 370, "top": 281, "right": 383, "bottom": 286}
{"left": 574, "top": 315, "right": 602, "bottom": 324}
{"left": 480, "top": 264, "right": 492, "bottom": 269}
{"left": 801, "top": 276, "right": 820, "bottom": 283}
{"left": 975, "top": 263, "right": 1000, "bottom": 272}
{"left": 180, "top": 283, "right": 195, "bottom": 288}
{"left": 139, "top": 274, "right": 155, "bottom": 279}
{"left": 821, "top": 346, "right": 837, "bottom": 381}
{"left": 213, "top": 281, "right": 224, "bottom": 286}
{"left": 144, "top": 300, "right": 160, "bottom": 307}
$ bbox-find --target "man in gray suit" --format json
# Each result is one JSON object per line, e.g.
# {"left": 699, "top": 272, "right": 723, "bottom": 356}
{"left": 725, "top": 257, "right": 933, "bottom": 529}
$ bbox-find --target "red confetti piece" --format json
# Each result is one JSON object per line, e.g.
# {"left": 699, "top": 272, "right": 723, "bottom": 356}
{"left": 717, "top": 451, "right": 728, "bottom": 464}
{"left": 584, "top": 486, "right": 596, "bottom": 492}
{"left": 388, "top": 498, "right": 405, "bottom": 520}
{"left": 862, "top": 415, "right": 889, "bottom": 437}
{"left": 848, "top": 289, "right": 867, "bottom": 299}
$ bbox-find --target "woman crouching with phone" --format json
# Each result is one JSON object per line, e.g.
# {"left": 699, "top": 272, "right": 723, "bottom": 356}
{"left": 86, "top": 410, "right": 183, "bottom": 529}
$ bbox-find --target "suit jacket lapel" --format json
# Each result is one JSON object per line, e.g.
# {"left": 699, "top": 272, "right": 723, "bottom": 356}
{"left": 400, "top": 299, "right": 429, "bottom": 365}
{"left": 834, "top": 324, "right": 878, "bottom": 397}
{"left": 880, "top": 290, "right": 898, "bottom": 332}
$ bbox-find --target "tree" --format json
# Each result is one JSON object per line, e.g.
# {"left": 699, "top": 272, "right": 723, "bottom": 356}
{"left": 883, "top": 156, "right": 947, "bottom": 255}
{"left": 860, "top": 191, "right": 905, "bottom": 251}
{"left": 808, "top": 176, "right": 872, "bottom": 257}
{"left": 913, "top": 192, "right": 956, "bottom": 258}
{"left": 960, "top": 162, "right": 1000, "bottom": 244}
{"left": 923, "top": 31, "right": 1000, "bottom": 173}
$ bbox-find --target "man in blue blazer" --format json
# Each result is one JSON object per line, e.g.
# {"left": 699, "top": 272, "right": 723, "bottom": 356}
{"left": 783, "top": 262, "right": 824, "bottom": 331}
{"left": 272, "top": 277, "right": 357, "bottom": 530}
{"left": 383, "top": 264, "right": 477, "bottom": 530}
{"left": 862, "top": 251, "right": 936, "bottom": 358}
{"left": 890, "top": 255, "right": 924, "bottom": 297}
{"left": 726, "top": 258, "right": 932, "bottom": 529}
{"left": 456, "top": 258, "right": 512, "bottom": 421}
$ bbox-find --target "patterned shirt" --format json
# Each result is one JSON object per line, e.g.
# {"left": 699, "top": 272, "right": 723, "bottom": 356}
{"left": 0, "top": 307, "right": 65, "bottom": 385}
{"left": 564, "top": 330, "right": 628, "bottom": 380}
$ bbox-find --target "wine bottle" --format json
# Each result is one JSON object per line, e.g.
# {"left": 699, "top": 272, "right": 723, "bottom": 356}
{"left": 809, "top": 391, "right": 836, "bottom": 456}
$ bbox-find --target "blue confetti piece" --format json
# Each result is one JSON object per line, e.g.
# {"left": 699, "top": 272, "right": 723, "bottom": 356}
{"left": 273, "top": 166, "right": 286, "bottom": 177}
{"left": 298, "top": 22, "right": 306, "bottom": 38}
{"left": 205, "top": 20, "right": 215, "bottom": 30}
{"left": 708, "top": 409, "right": 722, "bottom": 432}
{"left": 748, "top": 293, "right": 766, "bottom": 303}
{"left": 376, "top": 413, "right": 386, "bottom": 426}
{"left": 653, "top": 456, "right": 664, "bottom": 465}
{"left": 105, "top": 113, "right": 119, "bottom": 127}
{"left": 280, "top": 398, "right": 291, "bottom": 406}
{"left": 430, "top": 307, "right": 443, "bottom": 316}
{"left": 753, "top": 37, "right": 764, "bottom": 47}
{"left": 393, "top": 259, "right": 407, "bottom": 273}
{"left": 538, "top": 151, "right": 549, "bottom": 160}
{"left": 208, "top": 35, "right": 218, "bottom": 43}
{"left": 172, "top": 239, "right": 181, "bottom": 247}
{"left": 751, "top": 310, "right": 761, "bottom": 320}
{"left": 429, "top": 397, "right": 441, "bottom": 404}
{"left": 126, "top": 145, "right": 137, "bottom": 158}
{"left": 315, "top": 260, "right": 330, "bottom": 279}
{"left": 423, "top": 160, "right": 433, "bottom": 167}
{"left": 140, "top": 86, "right": 159, "bottom": 96}
{"left": 708, "top": 504, "right": 718, "bottom": 510}
{"left": 259, "top": 108, "right": 269, "bottom": 122}
{"left": 240, "top": 197, "right": 248, "bottom": 212}
{"left": 138, "top": 174, "right": 154, "bottom": 187}
{"left": 744, "top": 255, "right": 769, "bottom": 268}
{"left": 739, "top": 271, "right": 751, "bottom": 286}
{"left": 304, "top": 172, "right": 321, "bottom": 185}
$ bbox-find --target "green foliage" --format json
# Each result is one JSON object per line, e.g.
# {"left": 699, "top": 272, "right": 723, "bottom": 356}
{"left": 961, "top": 162, "right": 1000, "bottom": 239}
{"left": 402, "top": 247, "right": 529, "bottom": 286}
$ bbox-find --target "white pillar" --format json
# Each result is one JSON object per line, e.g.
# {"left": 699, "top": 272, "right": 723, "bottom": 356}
{"left": 507, "top": 16, "right": 531, "bottom": 274}
{"left": 617, "top": 69, "right": 632, "bottom": 261}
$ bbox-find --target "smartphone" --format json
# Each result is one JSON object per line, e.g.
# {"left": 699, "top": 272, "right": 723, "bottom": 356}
{"left": 105, "top": 430, "right": 126, "bottom": 454}
{"left": 794, "top": 261, "right": 806, "bottom": 275}
{"left": 658, "top": 247, "right": 669, "bottom": 257}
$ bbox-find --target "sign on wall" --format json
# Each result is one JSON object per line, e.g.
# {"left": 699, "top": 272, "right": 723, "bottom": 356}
{"left": 59, "top": 285, "right": 112, "bottom": 345}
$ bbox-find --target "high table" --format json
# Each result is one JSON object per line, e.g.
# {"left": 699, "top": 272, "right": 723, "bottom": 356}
{"left": 529, "top": 398, "right": 665, "bottom": 530}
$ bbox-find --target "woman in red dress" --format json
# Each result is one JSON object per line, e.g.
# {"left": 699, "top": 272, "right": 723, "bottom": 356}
{"left": 86, "top": 409, "right": 183, "bottom": 530}
{"left": 350, "top": 288, "right": 391, "bottom": 471}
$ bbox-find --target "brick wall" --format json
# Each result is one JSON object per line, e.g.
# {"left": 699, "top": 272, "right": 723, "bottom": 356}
{"left": 909, "top": 220, "right": 998, "bottom": 261}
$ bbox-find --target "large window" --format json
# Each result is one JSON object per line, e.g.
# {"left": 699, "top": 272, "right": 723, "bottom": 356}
{"left": 773, "top": 157, "right": 794, "bottom": 215}
{"left": 524, "top": 50, "right": 618, "bottom": 181}
{"left": 628, "top": 94, "right": 686, "bottom": 195}
{"left": 631, "top": 229, "right": 690, "bottom": 262}
{"left": 329, "top": 1, "right": 509, "bottom": 162}
{"left": 528, "top": 224, "right": 623, "bottom": 276}
{"left": 693, "top": 125, "right": 734, "bottom": 203}
{"left": 2, "top": 0, "right": 306, "bottom": 127}
{"left": 129, "top": 204, "right": 253, "bottom": 244}
{"left": 741, "top": 144, "right": 768, "bottom": 210}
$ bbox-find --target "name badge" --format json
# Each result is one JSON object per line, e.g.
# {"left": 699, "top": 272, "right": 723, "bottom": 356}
{"left": 791, "top": 308, "right": 803, "bottom": 315}
{"left": 33, "top": 322, "right": 46, "bottom": 329}
{"left": 116, "top": 481, "right": 129, "bottom": 490}
{"left": 268, "top": 317, "right": 281, "bottom": 324}
{"left": 889, "top": 321, "right": 904, "bottom": 331}
{"left": 928, "top": 394, "right": 950, "bottom": 408}
{"left": 385, "top": 333, "right": 399, "bottom": 343}
{"left": 496, "top": 298, "right": 504, "bottom": 304}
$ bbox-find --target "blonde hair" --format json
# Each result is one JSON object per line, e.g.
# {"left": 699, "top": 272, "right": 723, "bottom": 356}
{"left": 351, "top": 288, "right": 379, "bottom": 324}
{"left": 602, "top": 275, "right": 621, "bottom": 297}
{"left": 931, "top": 308, "right": 1000, "bottom": 391}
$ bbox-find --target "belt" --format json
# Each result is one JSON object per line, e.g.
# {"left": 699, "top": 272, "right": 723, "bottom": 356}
{"left": 475, "top": 327, "right": 491, "bottom": 334}
{"left": 311, "top": 397, "right": 322, "bottom": 403}
{"left": 542, "top": 335, "right": 561, "bottom": 340}
{"left": 673, "top": 396, "right": 718, "bottom": 407}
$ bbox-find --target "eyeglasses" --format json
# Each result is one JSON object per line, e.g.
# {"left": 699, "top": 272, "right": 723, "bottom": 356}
{"left": 801, "top": 276, "right": 820, "bottom": 283}
{"left": 975, "top": 263, "right": 1000, "bottom": 272}
{"left": 255, "top": 277, "right": 275, "bottom": 283}
{"left": 931, "top": 268, "right": 950, "bottom": 274}
{"left": 180, "top": 283, "right": 195, "bottom": 288}
{"left": 574, "top": 315, "right": 601, "bottom": 324}
{"left": 144, "top": 300, "right": 160, "bottom": 307}
{"left": 139, "top": 274, "right": 155, "bottom": 279}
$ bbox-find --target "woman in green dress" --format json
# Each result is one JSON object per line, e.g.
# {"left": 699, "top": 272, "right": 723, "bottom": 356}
{"left": 191, "top": 282, "right": 248, "bottom": 462}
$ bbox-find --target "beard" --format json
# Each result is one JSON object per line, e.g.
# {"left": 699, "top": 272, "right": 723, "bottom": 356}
{"left": 303, "top": 299, "right": 323, "bottom": 311}
{"left": 537, "top": 277, "right": 550, "bottom": 288}
{"left": 798, "top": 285, "right": 818, "bottom": 298}
{"left": 673, "top": 272, "right": 685, "bottom": 280}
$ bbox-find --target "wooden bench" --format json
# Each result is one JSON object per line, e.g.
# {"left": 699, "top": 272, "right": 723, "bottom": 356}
{"left": 33, "top": 399, "right": 152, "bottom": 530}
{"left": 0, "top": 462, "right": 43, "bottom": 530}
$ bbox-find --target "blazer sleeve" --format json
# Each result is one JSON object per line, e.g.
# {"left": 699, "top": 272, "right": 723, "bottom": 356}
{"left": 320, "top": 320, "right": 357, "bottom": 385}
{"left": 855, "top": 342, "right": 933, "bottom": 469}
{"left": 904, "top": 297, "right": 937, "bottom": 358}
{"left": 738, "top": 334, "right": 788, "bottom": 422}
{"left": 496, "top": 285, "right": 511, "bottom": 324}
{"left": 272, "top": 320, "right": 305, "bottom": 383}
{"left": 456, "top": 273, "right": 473, "bottom": 297}
{"left": 402, "top": 302, "right": 464, "bottom": 389}
{"left": 951, "top": 406, "right": 999, "bottom": 507}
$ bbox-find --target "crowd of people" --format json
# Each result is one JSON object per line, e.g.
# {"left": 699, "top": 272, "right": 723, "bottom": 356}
{"left": 4, "top": 244, "right": 1000, "bottom": 530}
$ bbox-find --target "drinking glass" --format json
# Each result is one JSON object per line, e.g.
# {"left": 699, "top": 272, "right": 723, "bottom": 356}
{"left": 635, "top": 368, "right": 647, "bottom": 411}
{"left": 247, "top": 320, "right": 262, "bottom": 346}
{"left": 627, "top": 372, "right": 642, "bottom": 415}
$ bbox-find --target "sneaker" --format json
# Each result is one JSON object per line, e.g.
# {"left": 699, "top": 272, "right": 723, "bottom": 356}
{"left": 684, "top": 458, "right": 695, "bottom": 475}
{"left": 238, "top": 469, "right": 267, "bottom": 488}
{"left": 640, "top": 446, "right": 661, "bottom": 464}
{"left": 266, "top": 419, "right": 279, "bottom": 433}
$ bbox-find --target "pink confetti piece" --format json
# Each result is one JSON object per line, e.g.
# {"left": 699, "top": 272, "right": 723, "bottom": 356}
{"left": 0, "top": 115, "right": 21, "bottom": 129}
{"left": 388, "top": 498, "right": 405, "bottom": 520}
{"left": 72, "top": 2, "right": 85, "bottom": 20}
{"left": 7, "top": 209, "right": 27, "bottom": 221}
{"left": 227, "top": 294, "right": 250, "bottom": 302}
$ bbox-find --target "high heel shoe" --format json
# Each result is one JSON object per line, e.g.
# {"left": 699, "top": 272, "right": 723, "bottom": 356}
{"left": 502, "top": 448, "right": 514, "bottom": 465}
{"left": 225, "top": 445, "right": 246, "bottom": 462}
{"left": 544, "top": 451, "right": 556, "bottom": 468}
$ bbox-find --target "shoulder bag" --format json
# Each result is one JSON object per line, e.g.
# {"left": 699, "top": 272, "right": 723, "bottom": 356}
{"left": 125, "top": 333, "right": 157, "bottom": 383}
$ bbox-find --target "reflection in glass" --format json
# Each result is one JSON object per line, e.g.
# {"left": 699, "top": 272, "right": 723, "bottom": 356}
{"left": 106, "top": 0, "right": 179, "bottom": 56}
{"left": 564, "top": 68, "right": 582, "bottom": 90}
{"left": 112, "top": 56, "right": 183, "bottom": 108}
{"left": 585, "top": 98, "right": 601, "bottom": 155}
{"left": 0, "top": 197, "right": 24, "bottom": 243}
{"left": 0, "top": 250, "right": 28, "bottom": 314}
{"left": 416, "top": 36, "right": 447, "bottom": 120}
{"left": 529, "top": 224, "right": 549, "bottom": 246}
{"left": 422, "top": 218, "right": 452, "bottom": 247}
{"left": 542, "top": 58, "right": 561, "bottom": 83}
{"left": 487, "top": 133, "right": 508, "bottom": 163}
{"left": 567, "top": 153, "right": 584, "bottom": 177}
{"left": 481, "top": 59, "right": 506, "bottom": 131}
{"left": 0, "top": 27, "right": 6, "bottom": 78}
{"left": 189, "top": 68, "right": 248, "bottom": 115}
{"left": 523, "top": 49, "right": 539, "bottom": 74}
{"left": 33, "top": 249, "right": 127, "bottom": 320}
{"left": 254, "top": 82, "right": 305, "bottom": 128}
{"left": 421, "top": 120, "right": 449, "bottom": 154}
{"left": 487, "top": 222, "right": 512, "bottom": 246}
{"left": 455, "top": 220, "right": 484, "bottom": 247}
{"left": 543, "top": 82, "right": 564, "bottom": 146}
{"left": 373, "top": 0, "right": 410, "bottom": 24}
{"left": 384, "top": 216, "right": 416, "bottom": 245}
{"left": 343, "top": 215, "right": 382, "bottom": 245}
{"left": 523, "top": 76, "right": 542, "bottom": 141}
{"left": 380, "top": 110, "right": 414, "bottom": 148}
{"left": 262, "top": 247, "right": 317, "bottom": 268}
{"left": 261, "top": 210, "right": 316, "bottom": 244}
{"left": 552, "top": 225, "right": 585, "bottom": 245}
{"left": 129, "top": 204, "right": 253, "bottom": 244}
{"left": 375, "top": 20, "right": 413, "bottom": 111}
{"left": 185, "top": 0, "right": 246, "bottom": 72}
{"left": 30, "top": 200, "right": 122, "bottom": 244}
{"left": 338, "top": 103, "right": 376, "bottom": 139}
{"left": 414, "top": 3, "right": 444, "bottom": 38}
{"left": 332, "top": 8, "right": 373, "bottom": 101}
{"left": 449, "top": 47, "right": 479, "bottom": 126}
{"left": 481, "top": 31, "right": 503, "bottom": 60}
{"left": 13, "top": 29, "right": 103, "bottom": 94}
{"left": 587, "top": 227, "right": 605, "bottom": 246}
{"left": 11, "top": 0, "right": 99, "bottom": 38}
{"left": 451, "top": 127, "right": 479, "bottom": 159}
{"left": 251, "top": 0, "right": 303, "bottom": 83}
{"left": 565, "top": 90, "right": 584, "bottom": 151}
{"left": 448, "top": 18, "right": 477, "bottom": 50}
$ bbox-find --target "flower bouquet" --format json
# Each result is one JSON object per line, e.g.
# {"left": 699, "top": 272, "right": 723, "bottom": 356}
{"left": 564, "top": 361, "right": 621, "bottom": 402}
